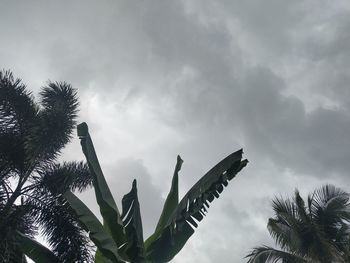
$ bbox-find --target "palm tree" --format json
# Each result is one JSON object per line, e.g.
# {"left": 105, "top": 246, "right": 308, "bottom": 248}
{"left": 0, "top": 70, "right": 93, "bottom": 262}
{"left": 246, "top": 185, "right": 350, "bottom": 263}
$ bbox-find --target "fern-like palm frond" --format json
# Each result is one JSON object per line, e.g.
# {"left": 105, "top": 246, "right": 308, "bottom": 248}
{"left": 246, "top": 246, "right": 308, "bottom": 263}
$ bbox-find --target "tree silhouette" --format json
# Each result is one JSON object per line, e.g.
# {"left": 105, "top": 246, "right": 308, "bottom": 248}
{"left": 246, "top": 185, "right": 350, "bottom": 263}
{"left": 0, "top": 70, "right": 93, "bottom": 262}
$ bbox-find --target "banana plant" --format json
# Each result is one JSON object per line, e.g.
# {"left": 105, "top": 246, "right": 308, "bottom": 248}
{"left": 16, "top": 231, "right": 59, "bottom": 263}
{"left": 63, "top": 122, "right": 248, "bottom": 263}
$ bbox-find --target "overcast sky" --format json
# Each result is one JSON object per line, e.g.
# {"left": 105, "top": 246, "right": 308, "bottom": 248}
{"left": 2, "top": 1, "right": 350, "bottom": 262}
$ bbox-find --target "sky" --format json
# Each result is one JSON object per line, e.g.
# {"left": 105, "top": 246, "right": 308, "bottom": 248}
{"left": 1, "top": 0, "right": 350, "bottom": 262}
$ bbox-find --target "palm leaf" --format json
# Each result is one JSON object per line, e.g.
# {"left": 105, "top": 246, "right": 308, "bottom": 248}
{"left": 0, "top": 70, "right": 37, "bottom": 174}
{"left": 0, "top": 206, "right": 35, "bottom": 263}
{"left": 26, "top": 194, "right": 92, "bottom": 263}
{"left": 26, "top": 82, "right": 78, "bottom": 164}
{"left": 269, "top": 194, "right": 328, "bottom": 259}
{"left": 1, "top": 71, "right": 92, "bottom": 261}
{"left": 334, "top": 223, "right": 350, "bottom": 252}
{"left": 294, "top": 190, "right": 309, "bottom": 223}
{"left": 34, "top": 161, "right": 93, "bottom": 195}
{"left": 267, "top": 218, "right": 301, "bottom": 254}
{"left": 77, "top": 122, "right": 126, "bottom": 247}
{"left": 246, "top": 246, "right": 308, "bottom": 263}
{"left": 145, "top": 149, "right": 248, "bottom": 262}
{"left": 311, "top": 185, "right": 350, "bottom": 224}
{"left": 248, "top": 185, "right": 350, "bottom": 263}
{"left": 0, "top": 70, "right": 37, "bottom": 135}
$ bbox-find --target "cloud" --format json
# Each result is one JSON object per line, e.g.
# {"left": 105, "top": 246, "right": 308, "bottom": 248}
{"left": 2, "top": 0, "right": 350, "bottom": 262}
{"left": 237, "top": 67, "right": 350, "bottom": 178}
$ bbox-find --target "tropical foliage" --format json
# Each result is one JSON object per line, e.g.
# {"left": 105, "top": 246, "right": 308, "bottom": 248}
{"left": 246, "top": 185, "right": 350, "bottom": 263}
{"left": 0, "top": 70, "right": 93, "bottom": 262}
{"left": 63, "top": 122, "right": 248, "bottom": 263}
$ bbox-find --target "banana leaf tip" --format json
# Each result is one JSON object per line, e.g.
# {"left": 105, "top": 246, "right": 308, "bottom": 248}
{"left": 77, "top": 122, "right": 89, "bottom": 137}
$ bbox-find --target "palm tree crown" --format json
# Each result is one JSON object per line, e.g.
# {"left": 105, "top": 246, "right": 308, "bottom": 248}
{"left": 246, "top": 184, "right": 350, "bottom": 263}
{"left": 0, "top": 70, "right": 93, "bottom": 262}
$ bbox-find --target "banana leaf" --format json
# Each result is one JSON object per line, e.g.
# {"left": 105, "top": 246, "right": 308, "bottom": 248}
{"left": 145, "top": 149, "right": 248, "bottom": 262}
{"left": 77, "top": 122, "right": 126, "bottom": 247}
{"left": 16, "top": 231, "right": 59, "bottom": 263}
{"left": 64, "top": 191, "right": 124, "bottom": 263}
{"left": 95, "top": 250, "right": 114, "bottom": 263}
{"left": 144, "top": 155, "right": 183, "bottom": 249}
{"left": 120, "top": 179, "right": 145, "bottom": 262}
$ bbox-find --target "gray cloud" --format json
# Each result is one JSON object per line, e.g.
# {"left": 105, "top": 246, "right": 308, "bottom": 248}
{"left": 237, "top": 67, "right": 350, "bottom": 178}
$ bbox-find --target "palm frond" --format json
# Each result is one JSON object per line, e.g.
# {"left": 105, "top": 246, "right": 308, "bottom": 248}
{"left": 294, "top": 190, "right": 309, "bottom": 223}
{"left": 334, "top": 223, "right": 350, "bottom": 252}
{"left": 270, "top": 197, "right": 306, "bottom": 248}
{"left": 33, "top": 161, "right": 93, "bottom": 195}
{"left": 313, "top": 185, "right": 350, "bottom": 221}
{"left": 0, "top": 204, "right": 36, "bottom": 263}
{"left": 0, "top": 70, "right": 37, "bottom": 135}
{"left": 0, "top": 70, "right": 37, "bottom": 174}
{"left": 27, "top": 195, "right": 93, "bottom": 263}
{"left": 267, "top": 218, "right": 302, "bottom": 254}
{"left": 0, "top": 71, "right": 91, "bottom": 261}
{"left": 252, "top": 185, "right": 350, "bottom": 263}
{"left": 246, "top": 246, "right": 308, "bottom": 263}
{"left": 26, "top": 82, "right": 78, "bottom": 163}
{"left": 0, "top": 131, "right": 26, "bottom": 174}
{"left": 0, "top": 179, "right": 12, "bottom": 204}
{"left": 272, "top": 196, "right": 297, "bottom": 221}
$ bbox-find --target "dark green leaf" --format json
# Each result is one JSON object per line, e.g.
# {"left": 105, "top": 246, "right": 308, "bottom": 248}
{"left": 64, "top": 191, "right": 124, "bottom": 263}
{"left": 145, "top": 149, "right": 248, "bottom": 262}
{"left": 95, "top": 250, "right": 114, "bottom": 263}
{"left": 120, "top": 179, "right": 145, "bottom": 262}
{"left": 17, "top": 231, "right": 59, "bottom": 263}
{"left": 77, "top": 122, "right": 126, "bottom": 246}
{"left": 145, "top": 155, "right": 183, "bottom": 250}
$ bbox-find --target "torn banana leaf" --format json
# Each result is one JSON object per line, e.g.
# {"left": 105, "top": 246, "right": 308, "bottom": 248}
{"left": 145, "top": 149, "right": 248, "bottom": 262}
{"left": 77, "top": 122, "right": 126, "bottom": 247}
{"left": 120, "top": 179, "right": 145, "bottom": 263}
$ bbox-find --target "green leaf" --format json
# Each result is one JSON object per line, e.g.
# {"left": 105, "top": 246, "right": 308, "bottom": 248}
{"left": 144, "top": 155, "right": 183, "bottom": 249}
{"left": 64, "top": 191, "right": 124, "bottom": 263}
{"left": 95, "top": 250, "right": 114, "bottom": 263}
{"left": 16, "top": 231, "right": 59, "bottom": 263}
{"left": 77, "top": 122, "right": 126, "bottom": 246}
{"left": 120, "top": 179, "right": 145, "bottom": 262}
{"left": 145, "top": 149, "right": 248, "bottom": 262}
